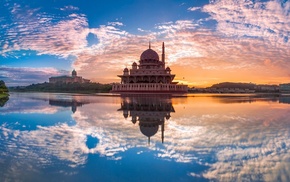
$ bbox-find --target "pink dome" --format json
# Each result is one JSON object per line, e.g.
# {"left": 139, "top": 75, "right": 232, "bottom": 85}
{"left": 140, "top": 48, "right": 159, "bottom": 61}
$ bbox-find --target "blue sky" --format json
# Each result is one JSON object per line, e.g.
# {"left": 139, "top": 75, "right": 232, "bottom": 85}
{"left": 1, "top": 0, "right": 290, "bottom": 86}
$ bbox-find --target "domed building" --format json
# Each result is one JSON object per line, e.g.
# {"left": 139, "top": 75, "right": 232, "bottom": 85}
{"left": 49, "top": 70, "right": 90, "bottom": 84}
{"left": 111, "top": 42, "right": 188, "bottom": 93}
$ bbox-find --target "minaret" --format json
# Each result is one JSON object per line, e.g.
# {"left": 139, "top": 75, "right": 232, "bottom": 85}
{"left": 148, "top": 137, "right": 150, "bottom": 145}
{"left": 162, "top": 42, "right": 165, "bottom": 65}
{"left": 161, "top": 122, "right": 164, "bottom": 143}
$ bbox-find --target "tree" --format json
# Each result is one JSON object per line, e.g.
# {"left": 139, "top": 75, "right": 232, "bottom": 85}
{"left": 0, "top": 80, "right": 8, "bottom": 94}
{"left": 0, "top": 80, "right": 9, "bottom": 107}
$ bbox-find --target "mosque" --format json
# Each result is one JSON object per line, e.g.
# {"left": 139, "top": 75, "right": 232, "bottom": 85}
{"left": 111, "top": 42, "right": 188, "bottom": 93}
{"left": 49, "top": 70, "right": 90, "bottom": 84}
{"left": 118, "top": 95, "right": 175, "bottom": 144}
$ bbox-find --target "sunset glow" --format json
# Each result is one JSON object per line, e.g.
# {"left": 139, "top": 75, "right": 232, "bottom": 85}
{"left": 1, "top": 0, "right": 290, "bottom": 87}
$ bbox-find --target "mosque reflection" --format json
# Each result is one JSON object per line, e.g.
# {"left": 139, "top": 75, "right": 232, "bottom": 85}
{"left": 118, "top": 95, "right": 175, "bottom": 144}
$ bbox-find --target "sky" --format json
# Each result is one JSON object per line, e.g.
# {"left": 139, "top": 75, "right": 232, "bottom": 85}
{"left": 0, "top": 0, "right": 290, "bottom": 87}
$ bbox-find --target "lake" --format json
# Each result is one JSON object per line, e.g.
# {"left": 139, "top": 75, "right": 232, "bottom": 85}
{"left": 0, "top": 92, "right": 289, "bottom": 182}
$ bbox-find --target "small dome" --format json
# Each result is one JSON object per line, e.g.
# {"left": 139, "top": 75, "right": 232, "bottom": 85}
{"left": 140, "top": 49, "right": 159, "bottom": 61}
{"left": 123, "top": 68, "right": 129, "bottom": 72}
{"left": 166, "top": 67, "right": 171, "bottom": 71}
{"left": 123, "top": 113, "right": 128, "bottom": 118}
{"left": 72, "top": 69, "right": 77, "bottom": 76}
{"left": 132, "top": 62, "right": 137, "bottom": 66}
{"left": 166, "top": 115, "right": 171, "bottom": 120}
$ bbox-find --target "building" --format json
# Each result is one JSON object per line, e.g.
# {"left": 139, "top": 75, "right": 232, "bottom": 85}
{"left": 49, "top": 70, "right": 90, "bottom": 84}
{"left": 111, "top": 42, "right": 188, "bottom": 93}
{"left": 280, "top": 83, "right": 290, "bottom": 92}
{"left": 255, "top": 84, "right": 279, "bottom": 92}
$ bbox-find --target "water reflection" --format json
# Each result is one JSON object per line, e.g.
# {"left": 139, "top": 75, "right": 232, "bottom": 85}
{"left": 279, "top": 96, "right": 290, "bottom": 104}
{"left": 0, "top": 95, "right": 9, "bottom": 107}
{"left": 0, "top": 93, "right": 290, "bottom": 181}
{"left": 48, "top": 96, "right": 89, "bottom": 113}
{"left": 196, "top": 94, "right": 290, "bottom": 104}
{"left": 118, "top": 95, "right": 175, "bottom": 144}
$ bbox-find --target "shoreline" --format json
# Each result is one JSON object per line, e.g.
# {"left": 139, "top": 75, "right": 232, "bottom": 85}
{"left": 0, "top": 93, "right": 9, "bottom": 99}
{"left": 8, "top": 91, "right": 290, "bottom": 98}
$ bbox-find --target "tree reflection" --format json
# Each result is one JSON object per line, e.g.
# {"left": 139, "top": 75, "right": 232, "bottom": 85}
{"left": 0, "top": 96, "right": 9, "bottom": 107}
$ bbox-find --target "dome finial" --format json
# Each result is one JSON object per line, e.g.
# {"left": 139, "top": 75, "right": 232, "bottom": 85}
{"left": 149, "top": 41, "right": 151, "bottom": 49}
{"left": 72, "top": 69, "right": 77, "bottom": 77}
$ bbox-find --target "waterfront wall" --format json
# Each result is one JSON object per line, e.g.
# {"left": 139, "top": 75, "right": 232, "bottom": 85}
{"left": 111, "top": 83, "right": 188, "bottom": 93}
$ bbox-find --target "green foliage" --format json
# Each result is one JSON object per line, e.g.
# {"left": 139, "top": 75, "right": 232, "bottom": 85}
{"left": 0, "top": 80, "right": 9, "bottom": 107}
{"left": 0, "top": 80, "right": 9, "bottom": 94}
{"left": 10, "top": 82, "right": 113, "bottom": 93}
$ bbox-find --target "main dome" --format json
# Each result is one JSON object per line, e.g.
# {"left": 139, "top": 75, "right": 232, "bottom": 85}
{"left": 140, "top": 125, "right": 159, "bottom": 138}
{"left": 140, "top": 48, "right": 159, "bottom": 61}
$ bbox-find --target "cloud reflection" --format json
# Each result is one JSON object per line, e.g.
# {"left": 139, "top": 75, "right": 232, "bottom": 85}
{"left": 0, "top": 94, "right": 290, "bottom": 181}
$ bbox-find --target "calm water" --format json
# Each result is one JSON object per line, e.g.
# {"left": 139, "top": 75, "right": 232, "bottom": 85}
{"left": 0, "top": 92, "right": 290, "bottom": 182}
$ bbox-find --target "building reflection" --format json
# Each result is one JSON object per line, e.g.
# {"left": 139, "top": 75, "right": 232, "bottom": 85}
{"left": 48, "top": 97, "right": 89, "bottom": 113}
{"left": 279, "top": 96, "right": 290, "bottom": 104}
{"left": 211, "top": 95, "right": 290, "bottom": 104}
{"left": 118, "top": 95, "right": 175, "bottom": 144}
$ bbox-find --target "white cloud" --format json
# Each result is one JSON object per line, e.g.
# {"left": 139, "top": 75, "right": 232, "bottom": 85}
{"left": 1, "top": 4, "right": 89, "bottom": 58}
{"left": 202, "top": 0, "right": 290, "bottom": 46}
{"left": 187, "top": 7, "right": 201, "bottom": 11}
{"left": 108, "top": 22, "right": 124, "bottom": 26}
{"left": 60, "top": 5, "right": 79, "bottom": 11}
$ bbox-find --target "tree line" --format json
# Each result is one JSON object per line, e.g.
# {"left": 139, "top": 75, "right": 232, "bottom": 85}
{"left": 9, "top": 82, "right": 113, "bottom": 93}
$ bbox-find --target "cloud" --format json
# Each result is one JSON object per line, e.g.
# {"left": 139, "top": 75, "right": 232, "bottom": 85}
{"left": 68, "top": 5, "right": 289, "bottom": 85}
{"left": 60, "top": 5, "right": 79, "bottom": 11}
{"left": 74, "top": 17, "right": 290, "bottom": 85}
{"left": 202, "top": 0, "right": 290, "bottom": 45}
{"left": 1, "top": 3, "right": 89, "bottom": 58}
{"left": 1, "top": 1, "right": 290, "bottom": 86}
{"left": 137, "top": 28, "right": 151, "bottom": 33}
{"left": 187, "top": 7, "right": 201, "bottom": 11}
{"left": 108, "top": 22, "right": 124, "bottom": 26}
{"left": 0, "top": 66, "right": 68, "bottom": 86}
